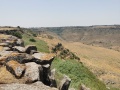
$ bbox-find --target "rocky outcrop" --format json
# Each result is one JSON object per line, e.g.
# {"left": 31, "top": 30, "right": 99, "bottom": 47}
{"left": 79, "top": 84, "right": 90, "bottom": 90}
{"left": 0, "top": 33, "right": 71, "bottom": 90}
{"left": 59, "top": 75, "right": 71, "bottom": 90}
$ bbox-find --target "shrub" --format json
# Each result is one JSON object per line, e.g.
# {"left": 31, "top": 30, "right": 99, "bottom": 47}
{"left": 29, "top": 38, "right": 36, "bottom": 42}
{"left": 8, "top": 31, "right": 22, "bottom": 39}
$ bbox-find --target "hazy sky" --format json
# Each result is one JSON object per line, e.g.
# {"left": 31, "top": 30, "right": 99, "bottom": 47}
{"left": 0, "top": 0, "right": 120, "bottom": 27}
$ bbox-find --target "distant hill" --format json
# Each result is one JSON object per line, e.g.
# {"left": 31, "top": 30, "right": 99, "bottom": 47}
{"left": 32, "top": 25, "right": 120, "bottom": 52}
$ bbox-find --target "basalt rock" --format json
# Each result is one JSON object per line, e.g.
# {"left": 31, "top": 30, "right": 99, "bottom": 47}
{"left": 25, "top": 45, "right": 37, "bottom": 54}
{"left": 12, "top": 46, "right": 25, "bottom": 53}
{"left": 5, "top": 60, "right": 26, "bottom": 78}
{"left": 32, "top": 52, "right": 55, "bottom": 65}
{"left": 24, "top": 62, "right": 42, "bottom": 83}
{"left": 59, "top": 75, "right": 71, "bottom": 90}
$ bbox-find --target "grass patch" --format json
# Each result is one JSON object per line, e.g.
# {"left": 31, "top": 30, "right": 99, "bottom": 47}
{"left": 22, "top": 33, "right": 49, "bottom": 53}
{"left": 52, "top": 58, "right": 107, "bottom": 90}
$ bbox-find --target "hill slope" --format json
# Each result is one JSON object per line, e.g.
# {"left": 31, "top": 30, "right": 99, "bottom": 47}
{"left": 34, "top": 25, "right": 120, "bottom": 52}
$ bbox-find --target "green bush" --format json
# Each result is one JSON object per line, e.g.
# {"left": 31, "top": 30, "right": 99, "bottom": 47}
{"left": 29, "top": 38, "right": 36, "bottom": 42}
{"left": 8, "top": 31, "right": 22, "bottom": 39}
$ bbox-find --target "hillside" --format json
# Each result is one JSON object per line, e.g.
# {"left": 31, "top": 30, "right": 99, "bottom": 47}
{"left": 33, "top": 25, "right": 120, "bottom": 52}
{"left": 38, "top": 33, "right": 120, "bottom": 90}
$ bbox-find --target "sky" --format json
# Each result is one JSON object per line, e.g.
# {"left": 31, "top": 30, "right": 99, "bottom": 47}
{"left": 0, "top": 0, "right": 120, "bottom": 27}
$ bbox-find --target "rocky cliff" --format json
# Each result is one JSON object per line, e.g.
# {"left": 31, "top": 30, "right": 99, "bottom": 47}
{"left": 0, "top": 28, "right": 71, "bottom": 90}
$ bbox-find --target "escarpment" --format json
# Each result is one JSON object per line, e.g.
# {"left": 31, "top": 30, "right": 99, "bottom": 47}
{"left": 0, "top": 29, "right": 71, "bottom": 90}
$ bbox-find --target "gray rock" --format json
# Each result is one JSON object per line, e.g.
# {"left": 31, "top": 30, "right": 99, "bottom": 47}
{"left": 16, "top": 39, "right": 24, "bottom": 46}
{"left": 25, "top": 45, "right": 37, "bottom": 54}
{"left": 32, "top": 52, "right": 55, "bottom": 65}
{"left": 25, "top": 62, "right": 42, "bottom": 83}
{"left": 12, "top": 46, "right": 25, "bottom": 53}
{"left": 3, "top": 47, "right": 11, "bottom": 51}
{"left": 49, "top": 69, "right": 57, "bottom": 87}
{"left": 59, "top": 75, "right": 71, "bottom": 90}
{"left": 5, "top": 60, "right": 26, "bottom": 78}
{"left": 0, "top": 81, "right": 58, "bottom": 90}
{"left": 0, "top": 43, "right": 9, "bottom": 47}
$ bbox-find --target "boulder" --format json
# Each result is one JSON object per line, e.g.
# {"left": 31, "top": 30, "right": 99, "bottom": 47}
{"left": 0, "top": 81, "right": 58, "bottom": 90}
{"left": 3, "top": 47, "right": 11, "bottom": 51}
{"left": 0, "top": 66, "right": 26, "bottom": 84}
{"left": 24, "top": 62, "right": 42, "bottom": 83}
{"left": 49, "top": 69, "right": 57, "bottom": 87}
{"left": 16, "top": 39, "right": 24, "bottom": 46}
{"left": 25, "top": 45, "right": 37, "bottom": 54}
{"left": 5, "top": 52, "right": 35, "bottom": 64}
{"left": 59, "top": 75, "right": 71, "bottom": 90}
{"left": 5, "top": 60, "right": 26, "bottom": 78}
{"left": 32, "top": 52, "right": 55, "bottom": 65}
{"left": 0, "top": 51, "right": 13, "bottom": 57}
{"left": 0, "top": 43, "right": 9, "bottom": 47}
{"left": 42, "top": 64, "right": 51, "bottom": 86}
{"left": 12, "top": 46, "right": 25, "bottom": 53}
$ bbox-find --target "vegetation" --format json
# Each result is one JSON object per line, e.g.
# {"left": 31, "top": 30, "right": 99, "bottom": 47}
{"left": 52, "top": 43, "right": 80, "bottom": 60}
{"left": 8, "top": 31, "right": 22, "bottom": 39}
{"left": 22, "top": 31, "right": 49, "bottom": 53}
{"left": 52, "top": 58, "right": 107, "bottom": 90}
{"left": 29, "top": 38, "right": 36, "bottom": 42}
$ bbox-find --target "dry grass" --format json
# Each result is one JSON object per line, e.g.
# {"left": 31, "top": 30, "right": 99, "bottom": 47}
{"left": 0, "top": 46, "right": 3, "bottom": 51}
{"left": 38, "top": 36, "right": 120, "bottom": 88}
{"left": 0, "top": 27, "right": 18, "bottom": 31}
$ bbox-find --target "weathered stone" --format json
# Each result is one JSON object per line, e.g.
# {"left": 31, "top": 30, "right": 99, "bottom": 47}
{"left": 25, "top": 62, "right": 42, "bottom": 83}
{"left": 49, "top": 69, "right": 57, "bottom": 87}
{"left": 0, "top": 81, "right": 58, "bottom": 90}
{"left": 25, "top": 45, "right": 37, "bottom": 54}
{"left": 6, "top": 60, "right": 26, "bottom": 78}
{"left": 0, "top": 51, "right": 13, "bottom": 57}
{"left": 59, "top": 75, "right": 71, "bottom": 90}
{"left": 16, "top": 39, "right": 24, "bottom": 46}
{"left": 3, "top": 47, "right": 11, "bottom": 51}
{"left": 42, "top": 64, "right": 51, "bottom": 86}
{"left": 0, "top": 66, "right": 26, "bottom": 84}
{"left": 5, "top": 52, "right": 35, "bottom": 64}
{"left": 0, "top": 43, "right": 9, "bottom": 47}
{"left": 79, "top": 84, "right": 90, "bottom": 90}
{"left": 32, "top": 53, "right": 55, "bottom": 65}
{"left": 12, "top": 46, "right": 25, "bottom": 53}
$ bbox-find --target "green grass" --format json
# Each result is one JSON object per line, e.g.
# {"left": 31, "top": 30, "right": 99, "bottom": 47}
{"left": 22, "top": 33, "right": 49, "bottom": 53}
{"left": 52, "top": 58, "right": 108, "bottom": 90}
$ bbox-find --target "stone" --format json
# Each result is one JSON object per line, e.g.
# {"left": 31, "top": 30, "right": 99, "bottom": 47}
{"left": 49, "top": 69, "right": 57, "bottom": 87}
{"left": 0, "top": 81, "right": 58, "bottom": 90}
{"left": 16, "top": 39, "right": 24, "bottom": 46}
{"left": 12, "top": 46, "right": 25, "bottom": 53}
{"left": 0, "top": 43, "right": 9, "bottom": 47}
{"left": 3, "top": 47, "right": 11, "bottom": 51}
{"left": 0, "top": 51, "right": 13, "bottom": 57}
{"left": 42, "top": 64, "right": 51, "bottom": 86}
{"left": 32, "top": 52, "right": 55, "bottom": 65}
{"left": 0, "top": 66, "right": 26, "bottom": 84}
{"left": 59, "top": 75, "right": 71, "bottom": 90}
{"left": 5, "top": 60, "right": 26, "bottom": 78}
{"left": 24, "top": 62, "right": 42, "bottom": 83}
{"left": 25, "top": 45, "right": 37, "bottom": 54}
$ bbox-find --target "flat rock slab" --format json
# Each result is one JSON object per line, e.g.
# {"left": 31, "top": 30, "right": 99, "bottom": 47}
{"left": 0, "top": 82, "right": 58, "bottom": 90}
{"left": 0, "top": 66, "right": 25, "bottom": 84}
{"left": 6, "top": 60, "right": 26, "bottom": 78}
{"left": 13, "top": 46, "right": 25, "bottom": 53}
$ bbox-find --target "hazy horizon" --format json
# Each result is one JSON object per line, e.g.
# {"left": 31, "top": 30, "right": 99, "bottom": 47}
{"left": 0, "top": 0, "right": 120, "bottom": 27}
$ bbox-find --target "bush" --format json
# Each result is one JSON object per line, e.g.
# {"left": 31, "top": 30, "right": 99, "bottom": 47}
{"left": 8, "top": 31, "right": 22, "bottom": 39}
{"left": 29, "top": 38, "right": 36, "bottom": 42}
